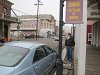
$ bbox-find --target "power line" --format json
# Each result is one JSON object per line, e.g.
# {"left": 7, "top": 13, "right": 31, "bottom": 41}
{"left": 12, "top": 8, "right": 33, "bottom": 16}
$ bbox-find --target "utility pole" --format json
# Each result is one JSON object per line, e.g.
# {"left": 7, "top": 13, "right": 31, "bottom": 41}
{"left": 56, "top": 0, "right": 65, "bottom": 75}
{"left": 34, "top": 0, "right": 43, "bottom": 40}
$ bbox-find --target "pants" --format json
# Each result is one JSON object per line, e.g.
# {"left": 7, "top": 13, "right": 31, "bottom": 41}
{"left": 66, "top": 46, "right": 73, "bottom": 62}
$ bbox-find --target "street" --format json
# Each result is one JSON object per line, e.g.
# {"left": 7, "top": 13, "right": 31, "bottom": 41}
{"left": 15, "top": 37, "right": 65, "bottom": 51}
{"left": 20, "top": 38, "right": 59, "bottom": 51}
{"left": 0, "top": 0, "right": 99, "bottom": 75}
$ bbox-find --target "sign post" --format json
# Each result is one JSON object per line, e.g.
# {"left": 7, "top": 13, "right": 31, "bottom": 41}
{"left": 17, "top": 24, "right": 20, "bottom": 41}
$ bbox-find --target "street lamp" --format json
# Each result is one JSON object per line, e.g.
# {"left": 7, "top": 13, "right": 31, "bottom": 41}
{"left": 34, "top": 0, "right": 43, "bottom": 40}
{"left": 56, "top": 0, "right": 65, "bottom": 75}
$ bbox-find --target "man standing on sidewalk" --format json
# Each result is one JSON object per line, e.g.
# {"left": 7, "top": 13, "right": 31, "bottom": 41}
{"left": 65, "top": 33, "right": 75, "bottom": 62}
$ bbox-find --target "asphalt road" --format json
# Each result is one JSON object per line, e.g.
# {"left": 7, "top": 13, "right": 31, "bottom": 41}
{"left": 21, "top": 38, "right": 59, "bottom": 50}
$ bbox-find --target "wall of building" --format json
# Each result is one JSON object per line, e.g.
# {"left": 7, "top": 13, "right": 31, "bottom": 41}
{"left": 87, "top": 0, "right": 100, "bottom": 47}
{"left": 0, "top": 4, "right": 3, "bottom": 13}
{"left": 11, "top": 19, "right": 40, "bottom": 36}
{"left": 0, "top": 0, "right": 13, "bottom": 41}
{"left": 11, "top": 14, "right": 56, "bottom": 38}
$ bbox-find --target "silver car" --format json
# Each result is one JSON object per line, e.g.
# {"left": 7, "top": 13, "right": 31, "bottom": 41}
{"left": 0, "top": 41, "right": 57, "bottom": 75}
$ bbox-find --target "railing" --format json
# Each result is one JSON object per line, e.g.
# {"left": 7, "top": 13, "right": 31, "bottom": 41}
{"left": 0, "top": 13, "right": 18, "bottom": 23}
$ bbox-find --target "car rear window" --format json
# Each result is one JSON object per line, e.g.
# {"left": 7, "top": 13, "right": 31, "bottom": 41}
{"left": 0, "top": 45, "right": 29, "bottom": 67}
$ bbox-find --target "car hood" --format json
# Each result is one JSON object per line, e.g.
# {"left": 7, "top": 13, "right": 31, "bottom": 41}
{"left": 0, "top": 66, "right": 15, "bottom": 75}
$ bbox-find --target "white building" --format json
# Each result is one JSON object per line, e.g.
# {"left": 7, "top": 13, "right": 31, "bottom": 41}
{"left": 11, "top": 14, "right": 57, "bottom": 38}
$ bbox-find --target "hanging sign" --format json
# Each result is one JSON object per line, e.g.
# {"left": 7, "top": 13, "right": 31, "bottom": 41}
{"left": 65, "top": 0, "right": 83, "bottom": 24}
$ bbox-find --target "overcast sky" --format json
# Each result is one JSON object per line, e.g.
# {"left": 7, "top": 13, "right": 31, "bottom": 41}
{"left": 10, "top": 0, "right": 72, "bottom": 27}
{"left": 11, "top": 0, "right": 61, "bottom": 21}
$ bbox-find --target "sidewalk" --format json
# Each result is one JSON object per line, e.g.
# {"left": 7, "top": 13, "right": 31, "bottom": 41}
{"left": 54, "top": 48, "right": 74, "bottom": 75}
{"left": 62, "top": 48, "right": 74, "bottom": 75}
{"left": 55, "top": 45, "right": 100, "bottom": 75}
{"left": 86, "top": 45, "right": 100, "bottom": 75}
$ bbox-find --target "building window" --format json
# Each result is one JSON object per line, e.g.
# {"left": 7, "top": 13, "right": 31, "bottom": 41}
{"left": 48, "top": 24, "right": 50, "bottom": 29}
{"left": 44, "top": 23, "right": 46, "bottom": 29}
{"left": 50, "top": 24, "right": 51, "bottom": 29}
{"left": 47, "top": 23, "right": 48, "bottom": 28}
{"left": 4, "top": 8, "right": 7, "bottom": 15}
{"left": 41, "top": 23, "right": 43, "bottom": 28}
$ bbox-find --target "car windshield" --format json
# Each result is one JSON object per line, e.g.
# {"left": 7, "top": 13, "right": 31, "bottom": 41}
{"left": 0, "top": 45, "right": 29, "bottom": 67}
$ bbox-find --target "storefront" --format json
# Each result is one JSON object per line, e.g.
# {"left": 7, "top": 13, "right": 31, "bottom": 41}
{"left": 0, "top": 0, "right": 18, "bottom": 41}
{"left": 87, "top": 0, "right": 100, "bottom": 46}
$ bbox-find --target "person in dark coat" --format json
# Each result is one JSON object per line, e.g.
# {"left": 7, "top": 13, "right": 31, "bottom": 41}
{"left": 65, "top": 33, "right": 75, "bottom": 62}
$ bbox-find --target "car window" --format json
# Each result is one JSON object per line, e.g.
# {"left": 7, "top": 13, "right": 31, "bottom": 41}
{"left": 33, "top": 46, "right": 46, "bottom": 63}
{"left": 44, "top": 46, "right": 53, "bottom": 55}
{"left": 33, "top": 50, "right": 40, "bottom": 63}
{"left": 0, "top": 45, "right": 29, "bottom": 67}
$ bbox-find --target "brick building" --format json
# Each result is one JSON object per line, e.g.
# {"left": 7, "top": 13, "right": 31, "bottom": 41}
{"left": 0, "top": 0, "right": 18, "bottom": 41}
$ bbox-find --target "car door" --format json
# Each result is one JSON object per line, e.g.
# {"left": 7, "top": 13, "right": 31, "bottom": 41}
{"left": 44, "top": 46, "right": 56, "bottom": 70}
{"left": 33, "top": 46, "right": 50, "bottom": 75}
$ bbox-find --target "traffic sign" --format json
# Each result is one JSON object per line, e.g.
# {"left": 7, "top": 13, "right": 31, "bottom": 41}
{"left": 17, "top": 25, "right": 20, "bottom": 30}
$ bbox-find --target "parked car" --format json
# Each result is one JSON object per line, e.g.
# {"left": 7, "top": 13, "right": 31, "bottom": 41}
{"left": 24, "top": 35, "right": 30, "bottom": 39}
{"left": 0, "top": 41, "right": 57, "bottom": 75}
{"left": 25, "top": 34, "right": 35, "bottom": 39}
{"left": 30, "top": 34, "right": 35, "bottom": 39}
